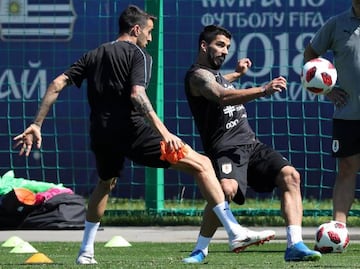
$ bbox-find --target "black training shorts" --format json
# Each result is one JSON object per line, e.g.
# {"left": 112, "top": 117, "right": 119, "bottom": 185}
{"left": 210, "top": 142, "right": 291, "bottom": 205}
{"left": 90, "top": 124, "right": 171, "bottom": 180}
{"left": 332, "top": 119, "right": 360, "bottom": 158}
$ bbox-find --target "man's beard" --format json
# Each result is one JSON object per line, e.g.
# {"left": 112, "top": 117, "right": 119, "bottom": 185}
{"left": 208, "top": 55, "right": 225, "bottom": 69}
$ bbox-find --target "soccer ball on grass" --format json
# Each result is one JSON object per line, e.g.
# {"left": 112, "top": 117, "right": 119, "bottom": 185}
{"left": 301, "top": 57, "right": 337, "bottom": 95}
{"left": 314, "top": 221, "right": 350, "bottom": 253}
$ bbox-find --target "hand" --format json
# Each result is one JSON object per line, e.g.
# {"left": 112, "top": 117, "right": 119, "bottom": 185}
{"left": 160, "top": 133, "right": 187, "bottom": 164}
{"left": 221, "top": 178, "right": 238, "bottom": 203}
{"left": 234, "top": 58, "right": 252, "bottom": 75}
{"left": 161, "top": 133, "right": 184, "bottom": 152}
{"left": 13, "top": 124, "right": 42, "bottom": 156}
{"left": 264, "top": 76, "right": 287, "bottom": 95}
{"left": 326, "top": 87, "right": 348, "bottom": 108}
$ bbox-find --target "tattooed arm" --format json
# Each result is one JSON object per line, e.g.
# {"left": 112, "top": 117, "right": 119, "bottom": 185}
{"left": 130, "top": 85, "right": 155, "bottom": 115}
{"left": 189, "top": 68, "right": 286, "bottom": 105}
{"left": 130, "top": 85, "right": 184, "bottom": 150}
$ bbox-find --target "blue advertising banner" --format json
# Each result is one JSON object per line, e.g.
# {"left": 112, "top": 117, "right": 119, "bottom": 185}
{"left": 0, "top": 0, "right": 354, "bottom": 199}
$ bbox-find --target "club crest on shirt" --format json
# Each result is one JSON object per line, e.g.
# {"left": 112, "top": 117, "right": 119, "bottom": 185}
{"left": 221, "top": 163, "right": 232, "bottom": 174}
{"left": 332, "top": 139, "right": 339, "bottom": 153}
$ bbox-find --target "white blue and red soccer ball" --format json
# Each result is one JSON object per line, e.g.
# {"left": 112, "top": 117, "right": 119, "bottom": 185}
{"left": 314, "top": 221, "right": 350, "bottom": 253}
{"left": 301, "top": 57, "right": 337, "bottom": 95}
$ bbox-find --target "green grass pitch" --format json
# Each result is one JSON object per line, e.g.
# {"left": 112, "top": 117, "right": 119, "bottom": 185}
{"left": 0, "top": 242, "right": 359, "bottom": 269}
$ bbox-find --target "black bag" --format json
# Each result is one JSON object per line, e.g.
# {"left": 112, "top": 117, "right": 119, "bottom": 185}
{"left": 0, "top": 189, "right": 38, "bottom": 229}
{"left": 20, "top": 193, "right": 86, "bottom": 230}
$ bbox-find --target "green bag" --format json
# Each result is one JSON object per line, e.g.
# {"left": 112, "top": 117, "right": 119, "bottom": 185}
{"left": 0, "top": 170, "right": 66, "bottom": 195}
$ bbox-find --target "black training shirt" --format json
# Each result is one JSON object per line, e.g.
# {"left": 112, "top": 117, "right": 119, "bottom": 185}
{"left": 185, "top": 64, "right": 256, "bottom": 155}
{"left": 64, "top": 40, "right": 152, "bottom": 132}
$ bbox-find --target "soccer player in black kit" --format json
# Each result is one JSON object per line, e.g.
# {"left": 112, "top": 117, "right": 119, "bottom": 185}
{"left": 13, "top": 6, "right": 268, "bottom": 265}
{"left": 182, "top": 25, "right": 322, "bottom": 263}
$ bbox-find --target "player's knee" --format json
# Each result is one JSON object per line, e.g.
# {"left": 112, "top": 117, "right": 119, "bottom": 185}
{"left": 98, "top": 177, "right": 117, "bottom": 192}
{"left": 182, "top": 149, "right": 214, "bottom": 176}
{"left": 278, "top": 166, "right": 301, "bottom": 188}
{"left": 196, "top": 154, "right": 213, "bottom": 173}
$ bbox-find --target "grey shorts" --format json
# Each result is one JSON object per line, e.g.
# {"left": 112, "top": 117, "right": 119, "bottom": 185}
{"left": 210, "top": 142, "right": 291, "bottom": 205}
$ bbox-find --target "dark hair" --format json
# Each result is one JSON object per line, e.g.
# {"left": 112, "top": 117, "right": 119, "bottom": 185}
{"left": 118, "top": 5, "right": 157, "bottom": 34}
{"left": 198, "top": 25, "right": 232, "bottom": 48}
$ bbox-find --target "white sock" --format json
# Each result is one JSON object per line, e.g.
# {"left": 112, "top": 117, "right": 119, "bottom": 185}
{"left": 193, "top": 235, "right": 210, "bottom": 256}
{"left": 80, "top": 221, "right": 100, "bottom": 255}
{"left": 286, "top": 225, "right": 303, "bottom": 248}
{"left": 212, "top": 201, "right": 241, "bottom": 238}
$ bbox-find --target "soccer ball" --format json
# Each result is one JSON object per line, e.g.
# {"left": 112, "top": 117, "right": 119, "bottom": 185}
{"left": 301, "top": 57, "right": 337, "bottom": 95}
{"left": 314, "top": 221, "right": 350, "bottom": 253}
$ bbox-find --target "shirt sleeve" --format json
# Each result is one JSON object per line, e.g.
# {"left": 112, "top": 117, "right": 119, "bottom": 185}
{"left": 130, "top": 47, "right": 151, "bottom": 89}
{"left": 310, "top": 16, "right": 336, "bottom": 55}
{"left": 63, "top": 53, "right": 88, "bottom": 88}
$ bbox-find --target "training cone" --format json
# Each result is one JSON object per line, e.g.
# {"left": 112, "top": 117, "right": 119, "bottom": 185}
{"left": 105, "top": 236, "right": 132, "bottom": 247}
{"left": 10, "top": 241, "right": 38, "bottom": 253}
{"left": 1, "top": 236, "right": 25, "bottom": 247}
{"left": 25, "top": 253, "right": 53, "bottom": 264}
